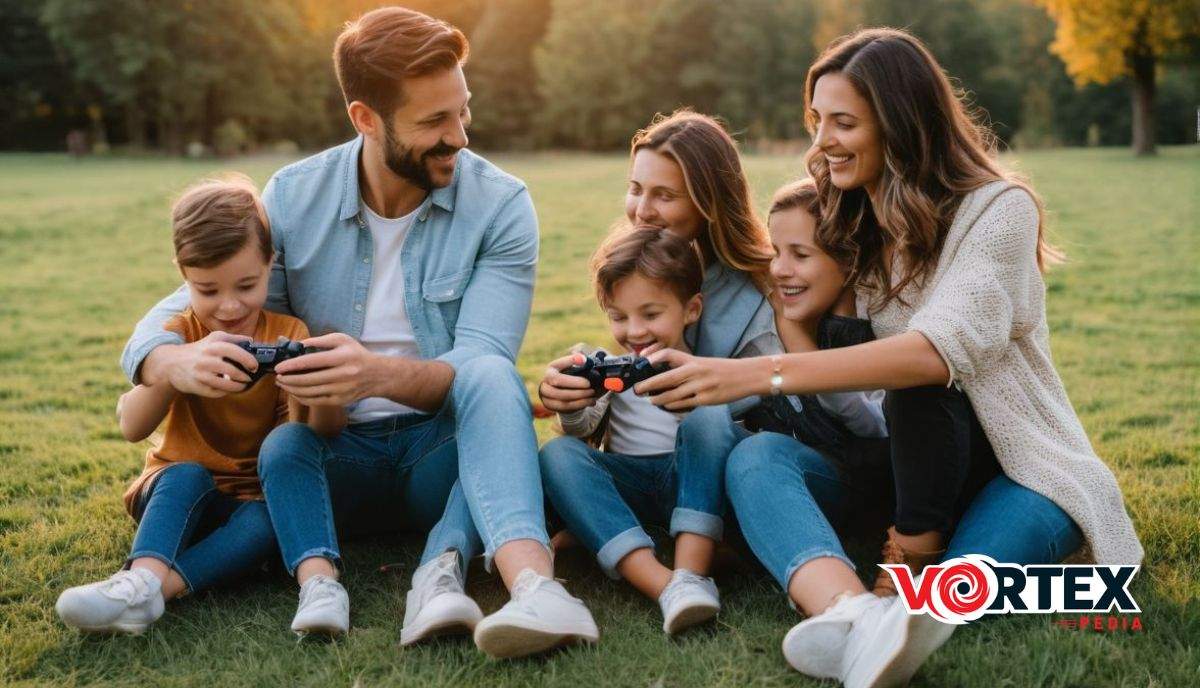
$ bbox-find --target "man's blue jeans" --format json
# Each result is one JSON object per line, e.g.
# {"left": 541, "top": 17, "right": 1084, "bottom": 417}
{"left": 257, "top": 354, "right": 549, "bottom": 576}
{"left": 726, "top": 431, "right": 1083, "bottom": 591}
{"left": 538, "top": 404, "right": 746, "bottom": 578}
{"left": 128, "top": 461, "right": 277, "bottom": 594}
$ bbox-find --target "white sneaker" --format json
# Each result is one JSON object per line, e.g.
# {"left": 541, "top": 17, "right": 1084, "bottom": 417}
{"left": 840, "top": 593, "right": 957, "bottom": 688}
{"left": 400, "top": 550, "right": 483, "bottom": 646}
{"left": 291, "top": 574, "right": 349, "bottom": 637}
{"left": 658, "top": 569, "right": 720, "bottom": 635}
{"left": 55, "top": 568, "right": 164, "bottom": 634}
{"left": 782, "top": 591, "right": 887, "bottom": 679}
{"left": 473, "top": 569, "right": 599, "bottom": 658}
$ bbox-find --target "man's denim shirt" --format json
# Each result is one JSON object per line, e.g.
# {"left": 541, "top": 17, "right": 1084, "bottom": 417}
{"left": 121, "top": 136, "right": 539, "bottom": 384}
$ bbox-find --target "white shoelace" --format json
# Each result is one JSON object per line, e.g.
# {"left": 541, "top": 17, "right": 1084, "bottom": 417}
{"left": 415, "top": 556, "right": 463, "bottom": 607}
{"left": 510, "top": 569, "right": 545, "bottom": 601}
{"left": 101, "top": 570, "right": 155, "bottom": 604}
{"left": 301, "top": 576, "right": 346, "bottom": 611}
{"left": 659, "top": 569, "right": 710, "bottom": 610}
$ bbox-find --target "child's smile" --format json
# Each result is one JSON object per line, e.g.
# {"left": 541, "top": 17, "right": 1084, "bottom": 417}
{"left": 603, "top": 274, "right": 702, "bottom": 357}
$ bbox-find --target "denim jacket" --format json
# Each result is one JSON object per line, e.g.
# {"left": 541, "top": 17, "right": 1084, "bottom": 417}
{"left": 121, "top": 137, "right": 538, "bottom": 383}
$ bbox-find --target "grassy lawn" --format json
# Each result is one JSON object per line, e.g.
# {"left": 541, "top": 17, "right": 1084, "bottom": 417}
{"left": 0, "top": 146, "right": 1196, "bottom": 686}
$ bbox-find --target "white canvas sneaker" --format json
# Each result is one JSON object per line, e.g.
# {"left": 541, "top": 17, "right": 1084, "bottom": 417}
{"left": 473, "top": 569, "right": 599, "bottom": 658}
{"left": 840, "top": 593, "right": 957, "bottom": 688}
{"left": 55, "top": 568, "right": 165, "bottom": 634}
{"left": 290, "top": 574, "right": 349, "bottom": 637}
{"left": 658, "top": 569, "right": 721, "bottom": 635}
{"left": 782, "top": 591, "right": 888, "bottom": 679}
{"left": 400, "top": 550, "right": 483, "bottom": 646}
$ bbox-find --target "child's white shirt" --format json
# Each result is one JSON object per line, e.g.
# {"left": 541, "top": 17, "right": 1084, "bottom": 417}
{"left": 559, "top": 390, "right": 682, "bottom": 456}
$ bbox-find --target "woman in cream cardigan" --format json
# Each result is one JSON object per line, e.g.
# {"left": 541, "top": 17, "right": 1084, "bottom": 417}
{"left": 635, "top": 28, "right": 1142, "bottom": 688}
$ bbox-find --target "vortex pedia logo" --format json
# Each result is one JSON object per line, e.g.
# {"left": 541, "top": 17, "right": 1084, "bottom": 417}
{"left": 881, "top": 555, "right": 1140, "bottom": 625}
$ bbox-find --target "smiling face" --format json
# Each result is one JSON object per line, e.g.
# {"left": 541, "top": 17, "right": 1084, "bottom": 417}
{"left": 810, "top": 72, "right": 885, "bottom": 196}
{"left": 624, "top": 149, "right": 706, "bottom": 243}
{"left": 603, "top": 273, "right": 702, "bottom": 356}
{"left": 180, "top": 242, "right": 272, "bottom": 336}
{"left": 769, "top": 207, "right": 848, "bottom": 323}
{"left": 372, "top": 65, "right": 472, "bottom": 191}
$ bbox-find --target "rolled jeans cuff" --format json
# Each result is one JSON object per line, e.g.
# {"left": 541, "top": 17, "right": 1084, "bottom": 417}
{"left": 597, "top": 526, "right": 655, "bottom": 580}
{"left": 482, "top": 527, "right": 551, "bottom": 574}
{"left": 782, "top": 547, "right": 857, "bottom": 608}
{"left": 286, "top": 547, "right": 341, "bottom": 578}
{"left": 669, "top": 507, "right": 723, "bottom": 541}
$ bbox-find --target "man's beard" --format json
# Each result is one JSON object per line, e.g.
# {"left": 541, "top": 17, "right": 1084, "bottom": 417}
{"left": 382, "top": 119, "right": 460, "bottom": 191}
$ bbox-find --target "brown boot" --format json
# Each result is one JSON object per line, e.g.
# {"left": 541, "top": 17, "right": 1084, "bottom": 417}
{"left": 872, "top": 526, "right": 946, "bottom": 596}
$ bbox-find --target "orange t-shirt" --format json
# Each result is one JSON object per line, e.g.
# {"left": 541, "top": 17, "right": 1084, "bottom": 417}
{"left": 122, "top": 308, "right": 310, "bottom": 515}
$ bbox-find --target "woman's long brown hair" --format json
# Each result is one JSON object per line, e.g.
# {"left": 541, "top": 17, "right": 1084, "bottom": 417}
{"left": 803, "top": 28, "right": 1060, "bottom": 308}
{"left": 631, "top": 110, "right": 775, "bottom": 294}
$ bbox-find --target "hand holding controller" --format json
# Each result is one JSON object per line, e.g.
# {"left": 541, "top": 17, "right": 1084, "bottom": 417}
{"left": 224, "top": 337, "right": 325, "bottom": 388}
{"left": 561, "top": 350, "right": 670, "bottom": 395}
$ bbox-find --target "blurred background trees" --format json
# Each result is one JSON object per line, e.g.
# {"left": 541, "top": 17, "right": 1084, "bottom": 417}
{"left": 2, "top": 0, "right": 1196, "bottom": 154}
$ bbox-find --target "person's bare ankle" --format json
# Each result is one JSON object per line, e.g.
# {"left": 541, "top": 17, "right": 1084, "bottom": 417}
{"left": 296, "top": 557, "right": 337, "bottom": 587}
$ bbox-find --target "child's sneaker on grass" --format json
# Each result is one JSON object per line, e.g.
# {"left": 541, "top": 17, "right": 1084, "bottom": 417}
{"left": 56, "top": 567, "right": 164, "bottom": 635}
{"left": 658, "top": 568, "right": 720, "bottom": 635}
{"left": 400, "top": 550, "right": 483, "bottom": 646}
{"left": 291, "top": 574, "right": 349, "bottom": 637}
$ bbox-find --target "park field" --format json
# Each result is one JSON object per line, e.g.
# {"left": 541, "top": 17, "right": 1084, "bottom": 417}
{"left": 0, "top": 146, "right": 1196, "bottom": 686}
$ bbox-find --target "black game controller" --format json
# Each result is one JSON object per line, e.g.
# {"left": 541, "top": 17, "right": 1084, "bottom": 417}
{"left": 225, "top": 338, "right": 324, "bottom": 387}
{"left": 562, "top": 350, "right": 670, "bottom": 395}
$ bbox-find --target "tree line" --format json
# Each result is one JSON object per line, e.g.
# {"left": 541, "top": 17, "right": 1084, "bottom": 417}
{"left": 2, "top": 0, "right": 1196, "bottom": 155}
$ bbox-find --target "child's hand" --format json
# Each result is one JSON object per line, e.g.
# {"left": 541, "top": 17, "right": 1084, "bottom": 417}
{"left": 538, "top": 355, "right": 597, "bottom": 413}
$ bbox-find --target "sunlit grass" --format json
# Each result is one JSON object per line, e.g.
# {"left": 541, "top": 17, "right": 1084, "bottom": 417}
{"left": 0, "top": 146, "right": 1196, "bottom": 686}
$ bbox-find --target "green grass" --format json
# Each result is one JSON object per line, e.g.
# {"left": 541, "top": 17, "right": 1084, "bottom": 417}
{"left": 1, "top": 147, "right": 1197, "bottom": 686}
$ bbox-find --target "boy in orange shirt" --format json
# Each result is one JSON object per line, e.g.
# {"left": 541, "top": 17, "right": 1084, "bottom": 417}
{"left": 56, "top": 175, "right": 343, "bottom": 634}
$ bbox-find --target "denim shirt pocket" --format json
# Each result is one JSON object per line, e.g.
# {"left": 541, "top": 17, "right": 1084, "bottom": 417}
{"left": 421, "top": 268, "right": 473, "bottom": 350}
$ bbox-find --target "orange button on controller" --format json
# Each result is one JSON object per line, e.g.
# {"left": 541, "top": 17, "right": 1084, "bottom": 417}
{"left": 604, "top": 378, "right": 625, "bottom": 393}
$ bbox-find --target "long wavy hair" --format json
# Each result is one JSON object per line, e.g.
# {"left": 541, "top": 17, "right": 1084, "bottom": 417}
{"left": 803, "top": 28, "right": 1060, "bottom": 307}
{"left": 631, "top": 110, "right": 774, "bottom": 294}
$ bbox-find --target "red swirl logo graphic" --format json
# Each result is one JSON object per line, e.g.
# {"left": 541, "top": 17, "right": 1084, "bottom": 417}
{"left": 937, "top": 562, "right": 991, "bottom": 617}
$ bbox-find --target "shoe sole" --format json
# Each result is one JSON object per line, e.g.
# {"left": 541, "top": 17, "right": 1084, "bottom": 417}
{"left": 66, "top": 621, "right": 151, "bottom": 635}
{"left": 843, "top": 606, "right": 956, "bottom": 688}
{"left": 292, "top": 623, "right": 348, "bottom": 638}
{"left": 664, "top": 601, "right": 720, "bottom": 635}
{"left": 473, "top": 618, "right": 599, "bottom": 659}
{"left": 400, "top": 616, "right": 479, "bottom": 646}
{"left": 781, "top": 616, "right": 848, "bottom": 678}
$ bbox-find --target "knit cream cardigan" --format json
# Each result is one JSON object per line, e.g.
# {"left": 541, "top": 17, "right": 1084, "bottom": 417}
{"left": 859, "top": 180, "right": 1143, "bottom": 565}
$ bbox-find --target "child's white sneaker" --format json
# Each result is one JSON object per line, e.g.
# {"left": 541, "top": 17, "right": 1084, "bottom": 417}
{"left": 55, "top": 567, "right": 165, "bottom": 634}
{"left": 658, "top": 568, "right": 720, "bottom": 635}
{"left": 840, "top": 593, "right": 956, "bottom": 688}
{"left": 290, "top": 574, "right": 349, "bottom": 637}
{"left": 400, "top": 550, "right": 483, "bottom": 646}
{"left": 473, "top": 569, "right": 599, "bottom": 658}
{"left": 782, "top": 591, "right": 886, "bottom": 679}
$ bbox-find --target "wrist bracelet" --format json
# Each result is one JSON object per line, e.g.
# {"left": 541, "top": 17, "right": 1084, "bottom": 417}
{"left": 769, "top": 355, "right": 784, "bottom": 396}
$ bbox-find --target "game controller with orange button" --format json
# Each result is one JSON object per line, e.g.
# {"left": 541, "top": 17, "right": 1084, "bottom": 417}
{"left": 561, "top": 350, "right": 671, "bottom": 396}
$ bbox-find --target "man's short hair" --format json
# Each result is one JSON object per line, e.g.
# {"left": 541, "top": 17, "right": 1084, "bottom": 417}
{"left": 333, "top": 7, "right": 469, "bottom": 118}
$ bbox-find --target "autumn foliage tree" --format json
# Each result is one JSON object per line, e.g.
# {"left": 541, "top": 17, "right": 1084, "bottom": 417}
{"left": 1036, "top": 0, "right": 1200, "bottom": 155}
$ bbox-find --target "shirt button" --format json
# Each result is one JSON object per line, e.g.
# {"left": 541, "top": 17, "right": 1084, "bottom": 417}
{"left": 362, "top": 257, "right": 370, "bottom": 264}
{"left": 355, "top": 304, "right": 363, "bottom": 312}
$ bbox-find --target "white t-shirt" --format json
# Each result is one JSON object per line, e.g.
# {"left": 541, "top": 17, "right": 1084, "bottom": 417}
{"left": 560, "top": 389, "right": 683, "bottom": 456}
{"left": 348, "top": 200, "right": 422, "bottom": 423}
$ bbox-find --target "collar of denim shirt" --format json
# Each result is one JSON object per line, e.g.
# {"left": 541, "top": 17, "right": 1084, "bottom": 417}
{"left": 336, "top": 135, "right": 458, "bottom": 223}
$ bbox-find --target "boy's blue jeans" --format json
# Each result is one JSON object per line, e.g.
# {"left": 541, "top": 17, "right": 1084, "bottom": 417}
{"left": 726, "top": 431, "right": 1084, "bottom": 591}
{"left": 128, "top": 461, "right": 277, "bottom": 594}
{"left": 257, "top": 354, "right": 548, "bottom": 576}
{"left": 538, "top": 405, "right": 747, "bottom": 578}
